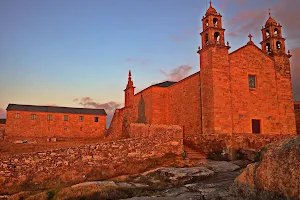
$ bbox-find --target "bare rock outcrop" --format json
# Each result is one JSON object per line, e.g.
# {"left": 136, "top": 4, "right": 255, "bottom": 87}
{"left": 233, "top": 136, "right": 300, "bottom": 199}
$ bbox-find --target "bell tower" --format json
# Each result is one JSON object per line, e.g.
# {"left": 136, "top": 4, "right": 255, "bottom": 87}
{"left": 200, "top": 1, "right": 226, "bottom": 48}
{"left": 260, "top": 9, "right": 287, "bottom": 56}
{"left": 198, "top": 1, "right": 232, "bottom": 135}
{"left": 124, "top": 70, "right": 135, "bottom": 108}
{"left": 260, "top": 10, "right": 296, "bottom": 134}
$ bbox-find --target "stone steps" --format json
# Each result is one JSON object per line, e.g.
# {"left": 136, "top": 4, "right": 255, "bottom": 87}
{"left": 183, "top": 146, "right": 206, "bottom": 159}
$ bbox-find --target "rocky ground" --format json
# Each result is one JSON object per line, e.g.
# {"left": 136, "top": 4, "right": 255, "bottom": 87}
{"left": 0, "top": 159, "right": 249, "bottom": 200}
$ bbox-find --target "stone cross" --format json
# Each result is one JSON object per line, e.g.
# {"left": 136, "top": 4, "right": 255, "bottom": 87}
{"left": 248, "top": 34, "right": 253, "bottom": 41}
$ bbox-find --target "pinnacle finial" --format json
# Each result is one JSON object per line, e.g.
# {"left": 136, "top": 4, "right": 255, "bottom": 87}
{"left": 128, "top": 70, "right": 131, "bottom": 77}
{"left": 210, "top": 1, "right": 212, "bottom": 7}
{"left": 269, "top": 8, "right": 271, "bottom": 17}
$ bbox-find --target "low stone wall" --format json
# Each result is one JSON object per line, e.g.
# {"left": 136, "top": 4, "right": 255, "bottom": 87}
{"left": 0, "top": 124, "right": 5, "bottom": 140}
{"left": 184, "top": 133, "right": 293, "bottom": 160}
{"left": 0, "top": 130, "right": 183, "bottom": 194}
{"left": 129, "top": 123, "right": 183, "bottom": 138}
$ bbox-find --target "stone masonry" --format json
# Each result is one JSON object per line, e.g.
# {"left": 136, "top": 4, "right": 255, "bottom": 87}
{"left": 0, "top": 123, "right": 183, "bottom": 194}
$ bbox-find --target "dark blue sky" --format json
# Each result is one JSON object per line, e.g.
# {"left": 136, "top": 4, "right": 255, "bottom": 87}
{"left": 0, "top": 0, "right": 299, "bottom": 123}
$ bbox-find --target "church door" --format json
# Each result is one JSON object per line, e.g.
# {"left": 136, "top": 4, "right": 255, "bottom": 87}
{"left": 252, "top": 119, "right": 261, "bottom": 134}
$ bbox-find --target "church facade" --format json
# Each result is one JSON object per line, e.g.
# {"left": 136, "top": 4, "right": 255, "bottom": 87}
{"left": 107, "top": 3, "right": 297, "bottom": 137}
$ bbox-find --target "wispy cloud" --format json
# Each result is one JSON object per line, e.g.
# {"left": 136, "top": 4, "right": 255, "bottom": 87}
{"left": 291, "top": 48, "right": 300, "bottom": 100}
{"left": 125, "top": 57, "right": 150, "bottom": 66}
{"left": 160, "top": 65, "right": 193, "bottom": 82}
{"left": 170, "top": 35, "right": 185, "bottom": 41}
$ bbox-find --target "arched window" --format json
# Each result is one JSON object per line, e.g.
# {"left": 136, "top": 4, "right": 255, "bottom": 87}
{"left": 274, "top": 28, "right": 279, "bottom": 36}
{"left": 205, "top": 33, "right": 209, "bottom": 44}
{"left": 205, "top": 20, "right": 209, "bottom": 27}
{"left": 266, "top": 30, "right": 270, "bottom": 38}
{"left": 214, "top": 32, "right": 220, "bottom": 43}
{"left": 266, "top": 43, "right": 271, "bottom": 53}
{"left": 213, "top": 18, "right": 218, "bottom": 27}
{"left": 276, "top": 41, "right": 281, "bottom": 50}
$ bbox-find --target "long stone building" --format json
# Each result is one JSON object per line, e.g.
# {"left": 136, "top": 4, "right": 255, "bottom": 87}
{"left": 4, "top": 104, "right": 107, "bottom": 140}
{"left": 108, "top": 2, "right": 298, "bottom": 138}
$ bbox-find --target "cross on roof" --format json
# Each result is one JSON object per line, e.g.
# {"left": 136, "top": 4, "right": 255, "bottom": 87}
{"left": 248, "top": 34, "right": 253, "bottom": 41}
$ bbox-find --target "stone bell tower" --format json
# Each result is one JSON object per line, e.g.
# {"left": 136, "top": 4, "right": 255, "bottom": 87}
{"left": 124, "top": 70, "right": 135, "bottom": 108}
{"left": 197, "top": 1, "right": 232, "bottom": 135}
{"left": 260, "top": 10, "right": 296, "bottom": 134}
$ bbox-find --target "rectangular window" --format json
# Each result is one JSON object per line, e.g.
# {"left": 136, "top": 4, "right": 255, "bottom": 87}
{"left": 252, "top": 119, "right": 261, "bottom": 134}
{"left": 79, "top": 116, "right": 84, "bottom": 122}
{"left": 31, "top": 114, "right": 36, "bottom": 120}
{"left": 248, "top": 75, "right": 257, "bottom": 89}
{"left": 64, "top": 127, "right": 68, "bottom": 131}
{"left": 47, "top": 114, "right": 52, "bottom": 121}
{"left": 48, "top": 127, "right": 51, "bottom": 131}
{"left": 15, "top": 113, "right": 20, "bottom": 119}
{"left": 94, "top": 117, "right": 99, "bottom": 122}
{"left": 80, "top": 127, "right": 83, "bottom": 131}
{"left": 64, "top": 115, "right": 68, "bottom": 121}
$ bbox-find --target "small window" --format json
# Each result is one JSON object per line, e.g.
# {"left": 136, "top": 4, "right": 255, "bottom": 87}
{"left": 64, "top": 115, "right": 68, "bottom": 121}
{"left": 248, "top": 75, "right": 257, "bottom": 89}
{"left": 31, "top": 114, "right": 36, "bottom": 120}
{"left": 79, "top": 116, "right": 84, "bottom": 122}
{"left": 48, "top": 127, "right": 51, "bottom": 131}
{"left": 252, "top": 119, "right": 261, "bottom": 134}
{"left": 15, "top": 113, "right": 20, "bottom": 119}
{"left": 94, "top": 117, "right": 99, "bottom": 122}
{"left": 47, "top": 114, "right": 52, "bottom": 121}
{"left": 80, "top": 127, "right": 83, "bottom": 131}
{"left": 64, "top": 127, "right": 68, "bottom": 131}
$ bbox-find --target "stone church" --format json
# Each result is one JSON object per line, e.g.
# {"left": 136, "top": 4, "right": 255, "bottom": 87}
{"left": 107, "top": 2, "right": 297, "bottom": 138}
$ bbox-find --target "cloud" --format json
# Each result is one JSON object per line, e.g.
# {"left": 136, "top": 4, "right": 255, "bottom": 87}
{"left": 170, "top": 35, "right": 185, "bottom": 41}
{"left": 291, "top": 48, "right": 300, "bottom": 100}
{"left": 0, "top": 108, "right": 6, "bottom": 118}
{"left": 73, "top": 97, "right": 123, "bottom": 127}
{"left": 160, "top": 65, "right": 193, "bottom": 82}
{"left": 227, "top": 0, "right": 300, "bottom": 44}
{"left": 125, "top": 58, "right": 149, "bottom": 66}
{"left": 227, "top": 32, "right": 238, "bottom": 37}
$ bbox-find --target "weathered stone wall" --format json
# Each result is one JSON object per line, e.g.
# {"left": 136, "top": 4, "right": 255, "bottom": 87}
{"left": 167, "top": 72, "right": 201, "bottom": 135}
{"left": 5, "top": 111, "right": 106, "bottom": 140}
{"left": 106, "top": 107, "right": 133, "bottom": 139}
{"left": 184, "top": 133, "right": 292, "bottom": 158}
{"left": 0, "top": 130, "right": 183, "bottom": 194}
{"left": 0, "top": 124, "right": 5, "bottom": 140}
{"left": 134, "top": 87, "right": 155, "bottom": 124}
{"left": 230, "top": 45, "right": 281, "bottom": 134}
{"left": 200, "top": 46, "right": 233, "bottom": 134}
{"left": 295, "top": 102, "right": 300, "bottom": 135}
{"left": 129, "top": 123, "right": 183, "bottom": 141}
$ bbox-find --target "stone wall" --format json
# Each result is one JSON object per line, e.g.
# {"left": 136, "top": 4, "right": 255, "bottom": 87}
{"left": 295, "top": 102, "right": 300, "bottom": 135}
{"left": 129, "top": 123, "right": 183, "bottom": 140}
{"left": 0, "top": 124, "right": 5, "bottom": 140}
{"left": 106, "top": 107, "right": 134, "bottom": 139}
{"left": 184, "top": 133, "right": 292, "bottom": 159}
{"left": 167, "top": 72, "right": 201, "bottom": 135}
{"left": 0, "top": 129, "right": 183, "bottom": 194}
{"left": 5, "top": 111, "right": 106, "bottom": 140}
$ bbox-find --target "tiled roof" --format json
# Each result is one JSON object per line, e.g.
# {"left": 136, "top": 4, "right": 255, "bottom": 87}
{"left": 151, "top": 81, "right": 177, "bottom": 88}
{"left": 6, "top": 104, "right": 107, "bottom": 116}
